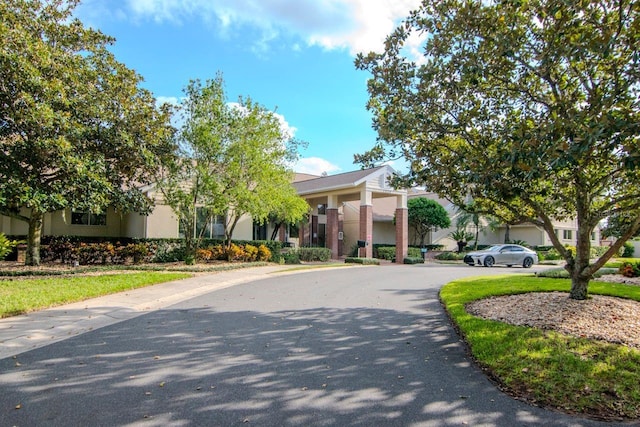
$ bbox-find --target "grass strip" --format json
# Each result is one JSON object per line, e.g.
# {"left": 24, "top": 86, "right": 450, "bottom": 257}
{"left": 440, "top": 275, "right": 640, "bottom": 420}
{"left": 0, "top": 272, "right": 191, "bottom": 318}
{"left": 0, "top": 261, "right": 269, "bottom": 277}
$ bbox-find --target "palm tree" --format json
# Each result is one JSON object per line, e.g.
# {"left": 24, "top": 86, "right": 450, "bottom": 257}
{"left": 455, "top": 205, "right": 501, "bottom": 249}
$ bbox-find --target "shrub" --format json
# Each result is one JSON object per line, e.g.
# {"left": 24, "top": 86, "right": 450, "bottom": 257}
{"left": 345, "top": 257, "right": 380, "bottom": 265}
{"left": 620, "top": 242, "right": 635, "bottom": 258}
{"left": 120, "top": 243, "right": 150, "bottom": 264}
{"left": 196, "top": 248, "right": 213, "bottom": 262}
{"left": 408, "top": 247, "right": 422, "bottom": 258}
{"left": 0, "top": 233, "right": 19, "bottom": 260}
{"left": 376, "top": 246, "right": 396, "bottom": 260}
{"left": 76, "top": 242, "right": 116, "bottom": 265}
{"left": 591, "top": 246, "right": 610, "bottom": 258}
{"left": 435, "top": 251, "right": 464, "bottom": 261}
{"left": 243, "top": 244, "right": 259, "bottom": 261}
{"left": 297, "top": 247, "right": 331, "bottom": 262}
{"left": 152, "top": 242, "right": 186, "bottom": 263}
{"left": 257, "top": 244, "right": 272, "bottom": 262}
{"left": 282, "top": 250, "right": 301, "bottom": 264}
{"left": 403, "top": 257, "right": 424, "bottom": 264}
{"left": 225, "top": 243, "right": 245, "bottom": 261}
{"left": 542, "top": 248, "right": 562, "bottom": 260}
{"left": 424, "top": 244, "right": 444, "bottom": 250}
{"left": 619, "top": 262, "right": 640, "bottom": 278}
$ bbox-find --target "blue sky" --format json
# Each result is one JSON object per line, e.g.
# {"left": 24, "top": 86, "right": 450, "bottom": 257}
{"left": 74, "top": 0, "right": 421, "bottom": 176}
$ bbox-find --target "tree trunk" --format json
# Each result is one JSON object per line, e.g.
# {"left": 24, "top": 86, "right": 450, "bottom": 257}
{"left": 270, "top": 223, "right": 281, "bottom": 241}
{"left": 569, "top": 273, "right": 589, "bottom": 300}
{"left": 504, "top": 224, "right": 511, "bottom": 243}
{"left": 25, "top": 211, "right": 43, "bottom": 266}
{"left": 568, "top": 225, "right": 593, "bottom": 300}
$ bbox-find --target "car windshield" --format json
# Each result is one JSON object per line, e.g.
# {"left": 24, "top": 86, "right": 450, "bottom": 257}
{"left": 486, "top": 245, "right": 502, "bottom": 252}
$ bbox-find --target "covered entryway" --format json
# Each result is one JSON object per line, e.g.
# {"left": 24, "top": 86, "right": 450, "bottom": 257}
{"left": 292, "top": 166, "right": 408, "bottom": 261}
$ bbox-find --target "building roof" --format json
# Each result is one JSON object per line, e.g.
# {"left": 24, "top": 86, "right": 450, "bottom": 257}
{"left": 292, "top": 165, "right": 390, "bottom": 195}
{"left": 293, "top": 173, "right": 320, "bottom": 183}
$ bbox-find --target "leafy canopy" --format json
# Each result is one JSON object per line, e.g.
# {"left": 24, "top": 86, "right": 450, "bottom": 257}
{"left": 356, "top": 0, "right": 640, "bottom": 299}
{"left": 0, "top": 0, "right": 175, "bottom": 264}
{"left": 158, "top": 75, "right": 308, "bottom": 261}
{"left": 407, "top": 197, "right": 450, "bottom": 246}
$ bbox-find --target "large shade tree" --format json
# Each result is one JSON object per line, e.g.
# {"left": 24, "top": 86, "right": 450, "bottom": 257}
{"left": 0, "top": 0, "right": 175, "bottom": 265}
{"left": 356, "top": 0, "right": 640, "bottom": 299}
{"left": 158, "top": 75, "right": 309, "bottom": 263}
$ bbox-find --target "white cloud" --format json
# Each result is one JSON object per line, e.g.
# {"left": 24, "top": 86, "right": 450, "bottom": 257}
{"left": 121, "top": 0, "right": 421, "bottom": 55}
{"left": 294, "top": 157, "right": 341, "bottom": 175}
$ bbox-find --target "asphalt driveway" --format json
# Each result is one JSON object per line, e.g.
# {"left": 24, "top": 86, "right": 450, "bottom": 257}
{"left": 0, "top": 264, "right": 616, "bottom": 426}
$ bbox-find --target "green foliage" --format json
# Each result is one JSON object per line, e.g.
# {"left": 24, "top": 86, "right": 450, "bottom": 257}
{"left": 344, "top": 257, "right": 380, "bottom": 265}
{"left": 0, "top": 0, "right": 175, "bottom": 265}
{"left": 435, "top": 251, "right": 465, "bottom": 261}
{"left": 448, "top": 228, "right": 474, "bottom": 243}
{"left": 157, "top": 74, "right": 308, "bottom": 262}
{"left": 0, "top": 233, "right": 20, "bottom": 260}
{"left": 509, "top": 239, "right": 529, "bottom": 247}
{"left": 403, "top": 257, "right": 424, "bottom": 264}
{"left": 282, "top": 250, "right": 301, "bottom": 265}
{"left": 619, "top": 262, "right": 640, "bottom": 278}
{"left": 406, "top": 197, "right": 451, "bottom": 246}
{"left": 0, "top": 272, "right": 191, "bottom": 318}
{"left": 375, "top": 246, "right": 396, "bottom": 260}
{"left": 620, "top": 242, "right": 635, "bottom": 258}
{"left": 441, "top": 276, "right": 640, "bottom": 420}
{"left": 356, "top": 0, "right": 640, "bottom": 299}
{"left": 297, "top": 247, "right": 331, "bottom": 262}
{"left": 407, "top": 247, "right": 423, "bottom": 258}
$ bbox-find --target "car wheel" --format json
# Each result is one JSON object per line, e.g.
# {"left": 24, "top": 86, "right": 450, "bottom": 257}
{"left": 483, "top": 256, "right": 494, "bottom": 267}
{"left": 523, "top": 257, "right": 533, "bottom": 268}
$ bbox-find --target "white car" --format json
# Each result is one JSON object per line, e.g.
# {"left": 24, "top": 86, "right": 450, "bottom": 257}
{"left": 463, "top": 244, "right": 538, "bottom": 268}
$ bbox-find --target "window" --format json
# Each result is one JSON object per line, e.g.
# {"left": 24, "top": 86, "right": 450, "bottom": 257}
{"left": 179, "top": 209, "right": 225, "bottom": 239}
{"left": 253, "top": 221, "right": 267, "bottom": 240}
{"left": 563, "top": 230, "right": 573, "bottom": 240}
{"left": 317, "top": 204, "right": 326, "bottom": 215}
{"left": 71, "top": 210, "right": 106, "bottom": 226}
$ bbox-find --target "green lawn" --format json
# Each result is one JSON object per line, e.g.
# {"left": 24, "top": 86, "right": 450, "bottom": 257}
{"left": 440, "top": 275, "right": 640, "bottom": 420}
{"left": 0, "top": 272, "right": 191, "bottom": 318}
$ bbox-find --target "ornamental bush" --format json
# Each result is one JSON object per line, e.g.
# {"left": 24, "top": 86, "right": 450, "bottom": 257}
{"left": 619, "top": 262, "right": 640, "bottom": 278}
{"left": 0, "top": 233, "right": 19, "bottom": 260}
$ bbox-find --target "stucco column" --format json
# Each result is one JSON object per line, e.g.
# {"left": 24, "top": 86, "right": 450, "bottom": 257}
{"left": 395, "top": 193, "right": 408, "bottom": 263}
{"left": 359, "top": 189, "right": 373, "bottom": 258}
{"left": 326, "top": 195, "right": 339, "bottom": 259}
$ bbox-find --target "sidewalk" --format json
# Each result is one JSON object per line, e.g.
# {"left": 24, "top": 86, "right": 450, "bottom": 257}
{"left": 0, "top": 265, "right": 295, "bottom": 360}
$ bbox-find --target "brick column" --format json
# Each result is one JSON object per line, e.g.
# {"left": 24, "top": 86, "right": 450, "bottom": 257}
{"left": 395, "top": 208, "right": 408, "bottom": 263}
{"left": 326, "top": 208, "right": 339, "bottom": 259}
{"left": 359, "top": 204, "right": 373, "bottom": 258}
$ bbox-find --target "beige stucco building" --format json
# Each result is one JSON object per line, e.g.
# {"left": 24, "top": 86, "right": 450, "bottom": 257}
{"left": 1, "top": 166, "right": 598, "bottom": 257}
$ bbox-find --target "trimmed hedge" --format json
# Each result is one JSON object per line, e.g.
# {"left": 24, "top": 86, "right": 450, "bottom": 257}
{"left": 296, "top": 247, "right": 332, "bottom": 262}
{"left": 345, "top": 257, "right": 380, "bottom": 265}
{"left": 403, "top": 257, "right": 424, "bottom": 264}
{"left": 9, "top": 235, "right": 284, "bottom": 264}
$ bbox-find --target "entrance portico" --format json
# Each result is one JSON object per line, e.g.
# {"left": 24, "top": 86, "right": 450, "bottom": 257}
{"left": 292, "top": 166, "right": 408, "bottom": 262}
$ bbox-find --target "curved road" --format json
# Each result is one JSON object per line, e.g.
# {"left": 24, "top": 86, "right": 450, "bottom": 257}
{"left": 0, "top": 264, "right": 617, "bottom": 426}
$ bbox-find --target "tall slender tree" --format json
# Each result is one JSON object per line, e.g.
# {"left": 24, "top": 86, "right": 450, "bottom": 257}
{"left": 158, "top": 75, "right": 308, "bottom": 263}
